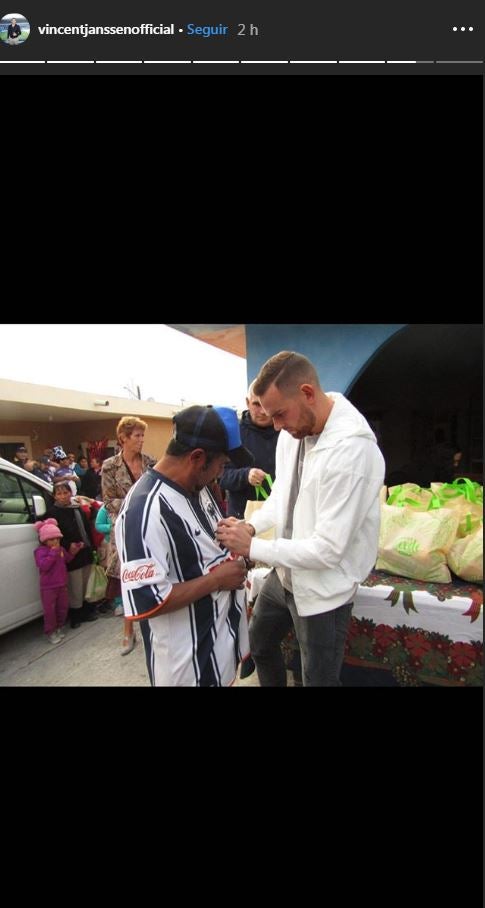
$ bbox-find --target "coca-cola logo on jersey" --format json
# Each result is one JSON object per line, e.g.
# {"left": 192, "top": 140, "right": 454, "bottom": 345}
{"left": 122, "top": 563, "right": 156, "bottom": 583}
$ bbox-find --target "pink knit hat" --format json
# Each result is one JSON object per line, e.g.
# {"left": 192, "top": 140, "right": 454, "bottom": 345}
{"left": 34, "top": 518, "right": 63, "bottom": 543}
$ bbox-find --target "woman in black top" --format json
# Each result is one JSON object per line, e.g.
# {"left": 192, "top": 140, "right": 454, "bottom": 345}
{"left": 46, "top": 482, "right": 96, "bottom": 628}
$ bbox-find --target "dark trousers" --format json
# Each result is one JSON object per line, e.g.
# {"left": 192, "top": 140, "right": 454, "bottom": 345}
{"left": 249, "top": 569, "right": 352, "bottom": 687}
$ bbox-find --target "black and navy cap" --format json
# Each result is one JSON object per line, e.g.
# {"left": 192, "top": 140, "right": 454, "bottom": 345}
{"left": 173, "top": 405, "right": 254, "bottom": 468}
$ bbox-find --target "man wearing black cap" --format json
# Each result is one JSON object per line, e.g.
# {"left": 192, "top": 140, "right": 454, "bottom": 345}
{"left": 33, "top": 456, "right": 53, "bottom": 482}
{"left": 115, "top": 405, "right": 254, "bottom": 687}
{"left": 12, "top": 446, "right": 29, "bottom": 469}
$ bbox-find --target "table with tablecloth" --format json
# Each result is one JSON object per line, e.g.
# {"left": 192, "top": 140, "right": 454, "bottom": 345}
{"left": 346, "top": 569, "right": 482, "bottom": 686}
{"left": 246, "top": 567, "right": 483, "bottom": 686}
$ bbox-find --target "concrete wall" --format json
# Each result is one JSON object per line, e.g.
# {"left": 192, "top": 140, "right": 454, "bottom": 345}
{"left": 0, "top": 379, "right": 179, "bottom": 462}
{"left": 0, "top": 416, "right": 172, "bottom": 461}
{"left": 0, "top": 421, "right": 49, "bottom": 458}
{"left": 245, "top": 324, "right": 406, "bottom": 393}
{"left": 57, "top": 417, "right": 172, "bottom": 461}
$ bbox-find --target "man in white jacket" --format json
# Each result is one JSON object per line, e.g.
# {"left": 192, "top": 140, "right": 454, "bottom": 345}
{"left": 216, "top": 351, "right": 385, "bottom": 687}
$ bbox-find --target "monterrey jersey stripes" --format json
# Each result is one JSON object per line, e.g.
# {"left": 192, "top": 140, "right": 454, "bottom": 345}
{"left": 115, "top": 469, "right": 249, "bottom": 687}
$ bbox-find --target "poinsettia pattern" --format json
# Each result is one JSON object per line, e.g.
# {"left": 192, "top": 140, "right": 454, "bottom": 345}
{"left": 345, "top": 616, "right": 483, "bottom": 686}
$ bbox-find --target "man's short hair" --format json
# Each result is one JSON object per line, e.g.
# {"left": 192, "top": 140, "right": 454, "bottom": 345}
{"left": 253, "top": 351, "right": 320, "bottom": 397}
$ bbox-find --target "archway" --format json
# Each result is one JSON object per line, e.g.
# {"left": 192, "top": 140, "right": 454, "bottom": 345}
{"left": 348, "top": 324, "right": 482, "bottom": 486}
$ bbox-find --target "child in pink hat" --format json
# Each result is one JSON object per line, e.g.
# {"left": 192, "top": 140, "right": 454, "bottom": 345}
{"left": 33, "top": 518, "right": 84, "bottom": 645}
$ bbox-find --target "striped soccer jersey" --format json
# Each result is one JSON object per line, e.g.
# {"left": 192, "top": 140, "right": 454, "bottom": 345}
{"left": 115, "top": 469, "right": 249, "bottom": 687}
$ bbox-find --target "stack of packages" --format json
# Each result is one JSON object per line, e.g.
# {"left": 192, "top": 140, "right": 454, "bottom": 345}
{"left": 376, "top": 478, "right": 483, "bottom": 583}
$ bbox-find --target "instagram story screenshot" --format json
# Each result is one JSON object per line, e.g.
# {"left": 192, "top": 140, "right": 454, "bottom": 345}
{"left": 0, "top": 0, "right": 483, "bottom": 73}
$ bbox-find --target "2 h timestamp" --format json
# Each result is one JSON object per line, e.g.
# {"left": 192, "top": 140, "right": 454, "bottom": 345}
{"left": 237, "top": 24, "right": 260, "bottom": 36}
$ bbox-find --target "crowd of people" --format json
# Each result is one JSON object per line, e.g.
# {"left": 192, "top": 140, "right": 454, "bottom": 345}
{"left": 10, "top": 440, "right": 138, "bottom": 651}
{"left": 11, "top": 445, "right": 104, "bottom": 498}
{"left": 10, "top": 349, "right": 470, "bottom": 685}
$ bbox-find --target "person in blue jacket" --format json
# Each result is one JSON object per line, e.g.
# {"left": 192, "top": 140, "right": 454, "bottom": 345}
{"left": 220, "top": 382, "right": 280, "bottom": 519}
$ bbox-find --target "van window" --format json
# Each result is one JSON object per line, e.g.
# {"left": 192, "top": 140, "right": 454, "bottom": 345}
{"left": 0, "top": 470, "right": 51, "bottom": 524}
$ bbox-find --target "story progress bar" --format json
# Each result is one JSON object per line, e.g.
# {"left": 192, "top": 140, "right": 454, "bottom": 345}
{"left": 0, "top": 59, "right": 483, "bottom": 65}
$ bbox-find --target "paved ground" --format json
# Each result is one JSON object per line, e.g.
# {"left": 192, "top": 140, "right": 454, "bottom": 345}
{"left": 0, "top": 611, "right": 149, "bottom": 686}
{"left": 0, "top": 611, "right": 270, "bottom": 686}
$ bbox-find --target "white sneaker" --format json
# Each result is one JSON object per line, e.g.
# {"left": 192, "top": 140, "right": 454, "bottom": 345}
{"left": 114, "top": 605, "right": 123, "bottom": 616}
{"left": 48, "top": 632, "right": 61, "bottom": 645}
{"left": 57, "top": 629, "right": 66, "bottom": 639}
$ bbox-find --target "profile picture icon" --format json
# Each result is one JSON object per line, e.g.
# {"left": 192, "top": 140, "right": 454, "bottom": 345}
{"left": 0, "top": 12, "right": 30, "bottom": 45}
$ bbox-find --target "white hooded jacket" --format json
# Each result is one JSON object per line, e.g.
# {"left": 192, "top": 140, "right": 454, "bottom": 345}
{"left": 248, "top": 392, "right": 385, "bottom": 616}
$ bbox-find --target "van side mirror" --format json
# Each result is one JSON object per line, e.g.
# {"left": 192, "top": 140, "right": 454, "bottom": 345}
{"left": 32, "top": 495, "right": 47, "bottom": 519}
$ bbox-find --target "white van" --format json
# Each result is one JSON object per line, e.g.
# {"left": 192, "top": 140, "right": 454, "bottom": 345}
{"left": 0, "top": 457, "right": 54, "bottom": 634}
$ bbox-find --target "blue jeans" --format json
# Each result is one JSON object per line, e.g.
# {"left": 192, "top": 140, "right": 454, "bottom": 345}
{"left": 249, "top": 569, "right": 353, "bottom": 687}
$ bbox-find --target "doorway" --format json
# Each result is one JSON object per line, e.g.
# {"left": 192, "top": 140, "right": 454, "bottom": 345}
{"left": 0, "top": 437, "right": 31, "bottom": 462}
{"left": 348, "top": 324, "right": 483, "bottom": 485}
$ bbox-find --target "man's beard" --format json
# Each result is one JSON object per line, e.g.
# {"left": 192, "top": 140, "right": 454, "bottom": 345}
{"left": 291, "top": 404, "right": 317, "bottom": 438}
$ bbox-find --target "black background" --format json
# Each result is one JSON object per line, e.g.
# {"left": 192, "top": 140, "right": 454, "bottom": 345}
{"left": 2, "top": 72, "right": 483, "bottom": 863}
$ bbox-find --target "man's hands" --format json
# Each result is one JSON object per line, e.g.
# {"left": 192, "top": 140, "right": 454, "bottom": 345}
{"left": 216, "top": 518, "right": 254, "bottom": 558}
{"left": 211, "top": 557, "right": 247, "bottom": 591}
{"left": 248, "top": 468, "right": 267, "bottom": 487}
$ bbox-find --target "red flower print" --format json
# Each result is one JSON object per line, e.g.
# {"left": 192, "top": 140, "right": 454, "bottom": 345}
{"left": 402, "top": 632, "right": 432, "bottom": 660}
{"left": 374, "top": 624, "right": 400, "bottom": 648}
{"left": 448, "top": 642, "right": 476, "bottom": 671}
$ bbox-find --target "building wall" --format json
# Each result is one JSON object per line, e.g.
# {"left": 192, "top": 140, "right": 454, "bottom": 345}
{"left": 59, "top": 417, "right": 172, "bottom": 460}
{"left": 0, "top": 416, "right": 173, "bottom": 461}
{"left": 0, "top": 420, "right": 59, "bottom": 458}
{"left": 245, "top": 324, "right": 406, "bottom": 392}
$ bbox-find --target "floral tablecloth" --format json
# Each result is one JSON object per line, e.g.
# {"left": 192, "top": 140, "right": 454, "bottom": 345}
{"left": 247, "top": 567, "right": 483, "bottom": 686}
{"left": 346, "top": 570, "right": 483, "bottom": 686}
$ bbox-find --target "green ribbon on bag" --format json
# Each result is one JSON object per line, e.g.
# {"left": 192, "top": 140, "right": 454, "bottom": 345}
{"left": 255, "top": 473, "right": 273, "bottom": 501}
{"left": 387, "top": 485, "right": 424, "bottom": 508}
{"left": 452, "top": 477, "right": 482, "bottom": 503}
{"left": 387, "top": 484, "right": 442, "bottom": 510}
{"left": 435, "top": 477, "right": 482, "bottom": 504}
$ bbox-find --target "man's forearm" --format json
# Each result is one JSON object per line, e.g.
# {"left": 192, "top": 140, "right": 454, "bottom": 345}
{"left": 152, "top": 572, "right": 220, "bottom": 615}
